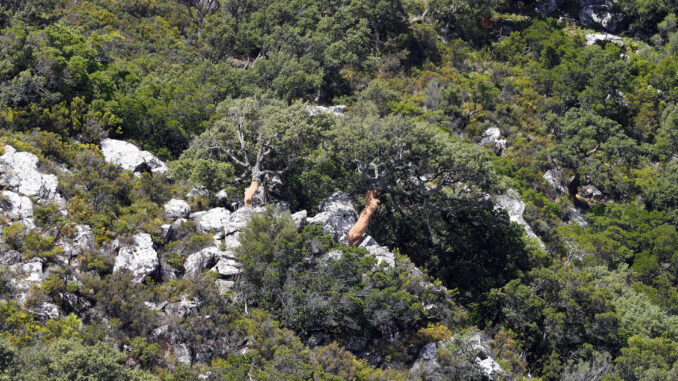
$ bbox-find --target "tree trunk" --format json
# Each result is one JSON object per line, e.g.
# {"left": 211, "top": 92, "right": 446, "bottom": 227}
{"left": 347, "top": 189, "right": 380, "bottom": 246}
{"left": 244, "top": 180, "right": 259, "bottom": 207}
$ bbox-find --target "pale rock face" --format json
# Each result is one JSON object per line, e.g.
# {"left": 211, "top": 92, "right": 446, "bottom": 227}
{"left": 215, "top": 280, "right": 235, "bottom": 294}
{"left": 411, "top": 332, "right": 506, "bottom": 380}
{"left": 0, "top": 145, "right": 59, "bottom": 200}
{"left": 579, "top": 184, "right": 603, "bottom": 200}
{"left": 0, "top": 250, "right": 21, "bottom": 266}
{"left": 307, "top": 192, "right": 358, "bottom": 244}
{"left": 291, "top": 210, "right": 307, "bottom": 229}
{"left": 212, "top": 257, "right": 242, "bottom": 277}
{"left": 359, "top": 235, "right": 395, "bottom": 267}
{"left": 307, "top": 105, "right": 347, "bottom": 118}
{"left": 224, "top": 206, "right": 265, "bottom": 236}
{"left": 191, "top": 207, "right": 231, "bottom": 235}
{"left": 184, "top": 246, "right": 231, "bottom": 277}
{"left": 29, "top": 302, "right": 60, "bottom": 320}
{"left": 100, "top": 139, "right": 168, "bottom": 175}
{"left": 174, "top": 343, "right": 192, "bottom": 365}
{"left": 185, "top": 186, "right": 209, "bottom": 198}
{"left": 543, "top": 169, "right": 568, "bottom": 197}
{"left": 585, "top": 33, "right": 624, "bottom": 46}
{"left": 113, "top": 233, "right": 159, "bottom": 283}
{"left": 57, "top": 224, "right": 95, "bottom": 260}
{"left": 1, "top": 190, "right": 34, "bottom": 224}
{"left": 478, "top": 127, "right": 507, "bottom": 155}
{"left": 495, "top": 190, "right": 545, "bottom": 249}
{"left": 163, "top": 295, "right": 201, "bottom": 319}
{"left": 223, "top": 232, "right": 241, "bottom": 250}
{"left": 164, "top": 199, "right": 191, "bottom": 220}
{"left": 579, "top": 2, "right": 621, "bottom": 32}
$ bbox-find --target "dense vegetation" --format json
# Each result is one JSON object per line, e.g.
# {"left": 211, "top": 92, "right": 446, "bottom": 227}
{"left": 1, "top": 0, "right": 678, "bottom": 380}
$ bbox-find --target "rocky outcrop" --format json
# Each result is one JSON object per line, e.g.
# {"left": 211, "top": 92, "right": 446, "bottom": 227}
{"left": 113, "top": 233, "right": 160, "bottom": 283}
{"left": 183, "top": 246, "right": 238, "bottom": 278}
{"left": 56, "top": 224, "right": 94, "bottom": 260}
{"left": 100, "top": 139, "right": 168, "bottom": 175}
{"left": 0, "top": 145, "right": 59, "bottom": 200}
{"left": 309, "top": 193, "right": 396, "bottom": 267}
{"left": 212, "top": 257, "right": 242, "bottom": 277}
{"left": 585, "top": 33, "right": 624, "bottom": 46}
{"left": 543, "top": 169, "right": 568, "bottom": 198}
{"left": 411, "top": 332, "right": 505, "bottom": 380}
{"left": 164, "top": 199, "right": 191, "bottom": 220}
{"left": 191, "top": 208, "right": 231, "bottom": 236}
{"left": 579, "top": 1, "right": 622, "bottom": 32}
{"left": 29, "top": 302, "right": 59, "bottom": 320}
{"left": 307, "top": 192, "right": 358, "bottom": 244}
{"left": 307, "top": 105, "right": 346, "bottom": 118}
{"left": 578, "top": 184, "right": 603, "bottom": 200}
{"left": 0, "top": 190, "right": 34, "bottom": 227}
{"left": 478, "top": 127, "right": 507, "bottom": 156}
{"left": 496, "top": 190, "right": 545, "bottom": 248}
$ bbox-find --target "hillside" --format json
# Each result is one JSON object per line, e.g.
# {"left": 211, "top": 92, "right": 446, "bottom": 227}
{"left": 0, "top": 1, "right": 677, "bottom": 380}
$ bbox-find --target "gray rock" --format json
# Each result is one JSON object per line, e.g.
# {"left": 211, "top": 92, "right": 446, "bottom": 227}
{"left": 585, "top": 33, "right": 624, "bottom": 46}
{"left": 186, "top": 186, "right": 209, "bottom": 198}
{"left": 411, "top": 332, "right": 506, "bottom": 380}
{"left": 29, "top": 302, "right": 59, "bottom": 320}
{"left": 478, "top": 127, "right": 507, "bottom": 155}
{"left": 57, "top": 224, "right": 94, "bottom": 259}
{"left": 543, "top": 168, "right": 568, "bottom": 198}
{"left": 223, "top": 232, "right": 241, "bottom": 250}
{"left": 357, "top": 236, "right": 396, "bottom": 267}
{"left": 164, "top": 295, "right": 200, "bottom": 319}
{"left": 191, "top": 207, "right": 230, "bottom": 235}
{"left": 215, "top": 279, "right": 235, "bottom": 294}
{"left": 0, "top": 250, "right": 21, "bottom": 265}
{"left": 307, "top": 192, "right": 358, "bottom": 244}
{"left": 0, "top": 145, "right": 59, "bottom": 200}
{"left": 496, "top": 190, "right": 545, "bottom": 248}
{"left": 579, "top": 184, "right": 603, "bottom": 200}
{"left": 307, "top": 105, "right": 347, "bottom": 118}
{"left": 100, "top": 139, "right": 168, "bottom": 175}
{"left": 364, "top": 244, "right": 396, "bottom": 267}
{"left": 174, "top": 343, "right": 192, "bottom": 365}
{"left": 478, "top": 358, "right": 505, "bottom": 378}
{"left": 0, "top": 190, "right": 33, "bottom": 221}
{"left": 163, "top": 218, "right": 187, "bottom": 242}
{"left": 291, "top": 210, "right": 307, "bottom": 229}
{"left": 113, "top": 233, "right": 159, "bottom": 283}
{"left": 579, "top": 3, "right": 622, "bottom": 32}
{"left": 164, "top": 199, "right": 191, "bottom": 220}
{"left": 215, "top": 189, "right": 229, "bottom": 203}
{"left": 565, "top": 207, "right": 588, "bottom": 226}
{"left": 224, "top": 206, "right": 265, "bottom": 236}
{"left": 184, "top": 246, "right": 231, "bottom": 277}
{"left": 15, "top": 261, "right": 44, "bottom": 283}
{"left": 211, "top": 257, "right": 242, "bottom": 278}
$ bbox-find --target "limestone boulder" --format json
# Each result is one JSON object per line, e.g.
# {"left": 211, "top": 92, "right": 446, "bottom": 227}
{"left": 164, "top": 199, "right": 191, "bottom": 220}
{"left": 307, "top": 192, "right": 358, "bottom": 244}
{"left": 184, "top": 246, "right": 224, "bottom": 277}
{"left": 0, "top": 145, "right": 58, "bottom": 200}
{"left": 478, "top": 127, "right": 507, "bottom": 155}
{"left": 0, "top": 190, "right": 34, "bottom": 227}
{"left": 585, "top": 33, "right": 624, "bottom": 46}
{"left": 307, "top": 105, "right": 346, "bottom": 118}
{"left": 495, "top": 190, "right": 545, "bottom": 248}
{"left": 191, "top": 208, "right": 230, "bottom": 235}
{"left": 113, "top": 233, "right": 160, "bottom": 283}
{"left": 100, "top": 139, "right": 168, "bottom": 175}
